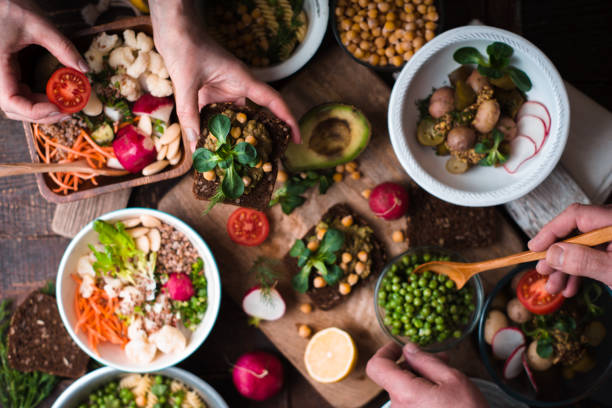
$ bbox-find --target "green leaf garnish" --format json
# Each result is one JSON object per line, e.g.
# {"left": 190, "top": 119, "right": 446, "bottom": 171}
{"left": 221, "top": 162, "right": 244, "bottom": 199}
{"left": 208, "top": 114, "right": 231, "bottom": 147}
{"left": 233, "top": 142, "right": 258, "bottom": 166}
{"left": 193, "top": 148, "right": 221, "bottom": 172}
{"left": 477, "top": 129, "right": 509, "bottom": 167}
{"left": 504, "top": 66, "right": 532, "bottom": 92}
{"left": 453, "top": 47, "right": 486, "bottom": 65}
{"left": 269, "top": 170, "right": 335, "bottom": 214}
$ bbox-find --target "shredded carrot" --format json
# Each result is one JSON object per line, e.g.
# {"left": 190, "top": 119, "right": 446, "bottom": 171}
{"left": 71, "top": 274, "right": 129, "bottom": 355}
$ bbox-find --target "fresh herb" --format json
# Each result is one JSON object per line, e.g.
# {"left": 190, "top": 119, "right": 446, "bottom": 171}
{"left": 474, "top": 129, "right": 508, "bottom": 166}
{"left": 416, "top": 92, "right": 433, "bottom": 121}
{"left": 453, "top": 42, "right": 532, "bottom": 92}
{"left": 269, "top": 170, "right": 335, "bottom": 214}
{"left": 536, "top": 337, "right": 554, "bottom": 358}
{"left": 583, "top": 282, "right": 603, "bottom": 316}
{"left": 0, "top": 300, "right": 59, "bottom": 408}
{"left": 171, "top": 258, "right": 208, "bottom": 330}
{"left": 249, "top": 257, "right": 281, "bottom": 301}
{"left": 193, "top": 114, "right": 260, "bottom": 213}
{"left": 290, "top": 229, "right": 345, "bottom": 292}
{"left": 107, "top": 99, "right": 133, "bottom": 122}
{"left": 40, "top": 281, "right": 55, "bottom": 297}
{"left": 152, "top": 118, "right": 166, "bottom": 135}
{"left": 522, "top": 313, "right": 578, "bottom": 359}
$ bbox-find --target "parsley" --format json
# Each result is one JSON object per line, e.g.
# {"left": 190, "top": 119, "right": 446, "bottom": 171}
{"left": 249, "top": 257, "right": 281, "bottom": 301}
{"left": 172, "top": 258, "right": 208, "bottom": 330}
{"left": 269, "top": 170, "right": 335, "bottom": 214}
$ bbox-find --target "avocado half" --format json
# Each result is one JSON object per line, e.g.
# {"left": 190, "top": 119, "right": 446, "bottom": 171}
{"left": 283, "top": 103, "right": 371, "bottom": 172}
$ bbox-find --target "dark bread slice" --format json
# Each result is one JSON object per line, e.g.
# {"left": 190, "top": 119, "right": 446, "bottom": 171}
{"left": 284, "top": 203, "right": 387, "bottom": 310}
{"left": 7, "top": 291, "right": 89, "bottom": 378}
{"left": 192, "top": 102, "right": 291, "bottom": 211}
{"left": 406, "top": 187, "right": 500, "bottom": 249}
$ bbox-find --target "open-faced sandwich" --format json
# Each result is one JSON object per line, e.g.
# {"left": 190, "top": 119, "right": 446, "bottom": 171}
{"left": 284, "top": 204, "right": 386, "bottom": 310}
{"left": 192, "top": 103, "right": 291, "bottom": 212}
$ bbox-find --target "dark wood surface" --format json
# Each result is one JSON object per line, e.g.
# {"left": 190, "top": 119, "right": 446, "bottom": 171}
{"left": 1, "top": 1, "right": 612, "bottom": 407}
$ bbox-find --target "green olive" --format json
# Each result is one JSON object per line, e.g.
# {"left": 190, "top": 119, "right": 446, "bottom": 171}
{"left": 417, "top": 117, "right": 444, "bottom": 146}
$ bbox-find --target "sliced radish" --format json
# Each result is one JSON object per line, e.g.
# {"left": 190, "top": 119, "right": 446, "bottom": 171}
{"left": 242, "top": 286, "right": 286, "bottom": 326}
{"left": 492, "top": 327, "right": 525, "bottom": 360}
{"left": 518, "top": 101, "right": 551, "bottom": 134}
{"left": 503, "top": 135, "right": 537, "bottom": 174}
{"left": 517, "top": 115, "right": 546, "bottom": 151}
{"left": 522, "top": 352, "right": 539, "bottom": 392}
{"left": 504, "top": 345, "right": 526, "bottom": 379}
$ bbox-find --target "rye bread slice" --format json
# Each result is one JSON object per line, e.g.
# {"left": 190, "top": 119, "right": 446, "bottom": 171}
{"left": 7, "top": 291, "right": 88, "bottom": 378}
{"left": 192, "top": 102, "right": 291, "bottom": 211}
{"left": 406, "top": 187, "right": 500, "bottom": 249}
{"left": 284, "top": 203, "right": 387, "bottom": 310}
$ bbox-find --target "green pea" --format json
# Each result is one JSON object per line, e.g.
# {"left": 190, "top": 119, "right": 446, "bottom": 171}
{"left": 413, "top": 297, "right": 422, "bottom": 307}
{"left": 445, "top": 280, "right": 455, "bottom": 289}
{"left": 378, "top": 290, "right": 387, "bottom": 299}
{"left": 393, "top": 321, "right": 402, "bottom": 329}
{"left": 384, "top": 316, "right": 393, "bottom": 325}
{"left": 426, "top": 314, "right": 435, "bottom": 323}
{"left": 437, "top": 274, "right": 447, "bottom": 282}
{"left": 423, "top": 288, "right": 432, "bottom": 298}
{"left": 391, "top": 327, "right": 400, "bottom": 335}
{"left": 423, "top": 253, "right": 431, "bottom": 262}
{"left": 428, "top": 280, "right": 438, "bottom": 289}
{"left": 392, "top": 275, "right": 401, "bottom": 284}
{"left": 450, "top": 305, "right": 458, "bottom": 315}
{"left": 404, "top": 293, "right": 414, "bottom": 303}
{"left": 399, "top": 288, "right": 406, "bottom": 296}
{"left": 401, "top": 315, "right": 410, "bottom": 323}
{"left": 453, "top": 330, "right": 462, "bottom": 338}
{"left": 411, "top": 254, "right": 418, "bottom": 264}
{"left": 405, "top": 304, "right": 415, "bottom": 315}
{"left": 412, "top": 318, "right": 423, "bottom": 328}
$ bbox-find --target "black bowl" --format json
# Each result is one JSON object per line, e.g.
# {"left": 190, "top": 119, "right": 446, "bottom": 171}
{"left": 477, "top": 264, "right": 612, "bottom": 407}
{"left": 330, "top": 0, "right": 445, "bottom": 72}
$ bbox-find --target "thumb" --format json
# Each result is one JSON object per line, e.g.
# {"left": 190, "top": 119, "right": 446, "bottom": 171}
{"left": 29, "top": 17, "right": 88, "bottom": 73}
{"left": 173, "top": 85, "right": 200, "bottom": 152}
{"left": 402, "top": 343, "right": 462, "bottom": 385}
{"left": 546, "top": 243, "right": 612, "bottom": 286}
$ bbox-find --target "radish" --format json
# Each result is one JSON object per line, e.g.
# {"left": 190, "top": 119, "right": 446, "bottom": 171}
{"left": 492, "top": 327, "right": 525, "bottom": 360}
{"left": 503, "top": 135, "right": 537, "bottom": 174}
{"left": 504, "top": 345, "right": 526, "bottom": 379}
{"left": 522, "top": 352, "right": 539, "bottom": 392}
{"left": 232, "top": 351, "right": 284, "bottom": 401}
{"left": 369, "top": 182, "right": 410, "bottom": 220}
{"left": 163, "top": 273, "right": 195, "bottom": 301}
{"left": 242, "top": 285, "right": 286, "bottom": 326}
{"left": 517, "top": 115, "right": 546, "bottom": 151}
{"left": 132, "top": 93, "right": 174, "bottom": 123}
{"left": 106, "top": 157, "right": 124, "bottom": 169}
{"left": 112, "top": 124, "right": 157, "bottom": 173}
{"left": 517, "top": 101, "right": 551, "bottom": 134}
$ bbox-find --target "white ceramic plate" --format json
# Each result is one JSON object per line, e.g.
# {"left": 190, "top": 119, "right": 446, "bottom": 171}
{"left": 251, "top": 0, "right": 329, "bottom": 82}
{"left": 51, "top": 367, "right": 229, "bottom": 408}
{"left": 388, "top": 26, "right": 570, "bottom": 206}
{"left": 56, "top": 208, "right": 222, "bottom": 372}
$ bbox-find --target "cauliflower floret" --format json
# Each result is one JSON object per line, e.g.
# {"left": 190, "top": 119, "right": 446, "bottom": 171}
{"left": 80, "top": 275, "right": 96, "bottom": 299}
{"left": 127, "top": 317, "right": 147, "bottom": 341}
{"left": 90, "top": 32, "right": 120, "bottom": 55}
{"left": 147, "top": 50, "right": 169, "bottom": 79}
{"left": 136, "top": 32, "right": 154, "bottom": 52}
{"left": 149, "top": 325, "right": 187, "bottom": 354}
{"left": 103, "top": 276, "right": 123, "bottom": 298}
{"left": 108, "top": 46, "right": 135, "bottom": 70}
{"left": 125, "top": 339, "right": 157, "bottom": 364}
{"left": 110, "top": 74, "right": 142, "bottom": 102}
{"left": 126, "top": 50, "right": 150, "bottom": 79}
{"left": 84, "top": 48, "right": 104, "bottom": 73}
{"left": 123, "top": 29, "right": 138, "bottom": 49}
{"left": 77, "top": 255, "right": 95, "bottom": 278}
{"left": 118, "top": 285, "right": 145, "bottom": 315}
{"left": 144, "top": 73, "right": 173, "bottom": 97}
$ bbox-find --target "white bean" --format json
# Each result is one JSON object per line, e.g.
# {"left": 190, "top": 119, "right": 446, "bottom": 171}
{"left": 142, "top": 160, "right": 169, "bottom": 176}
{"left": 136, "top": 235, "right": 150, "bottom": 253}
{"left": 127, "top": 227, "right": 149, "bottom": 238}
{"left": 140, "top": 214, "right": 161, "bottom": 228}
{"left": 138, "top": 114, "right": 152, "bottom": 136}
{"left": 168, "top": 151, "right": 181, "bottom": 165}
{"left": 122, "top": 217, "right": 141, "bottom": 228}
{"left": 153, "top": 136, "right": 163, "bottom": 150}
{"left": 158, "top": 123, "right": 181, "bottom": 145}
{"left": 166, "top": 137, "right": 180, "bottom": 160}
{"left": 156, "top": 144, "right": 168, "bottom": 161}
{"left": 148, "top": 228, "right": 161, "bottom": 252}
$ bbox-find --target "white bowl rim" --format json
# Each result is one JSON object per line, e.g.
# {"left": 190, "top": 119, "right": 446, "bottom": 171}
{"left": 56, "top": 207, "right": 222, "bottom": 372}
{"left": 251, "top": 0, "right": 329, "bottom": 82}
{"left": 50, "top": 366, "right": 229, "bottom": 408}
{"left": 388, "top": 25, "right": 570, "bottom": 207}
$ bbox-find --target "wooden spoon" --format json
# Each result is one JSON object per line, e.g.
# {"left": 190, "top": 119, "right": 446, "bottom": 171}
{"left": 413, "top": 226, "right": 612, "bottom": 289}
{"left": 0, "top": 161, "right": 129, "bottom": 177}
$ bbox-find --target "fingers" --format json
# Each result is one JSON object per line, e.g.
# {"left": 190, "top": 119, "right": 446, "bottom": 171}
{"left": 174, "top": 85, "right": 201, "bottom": 153}
{"left": 402, "top": 342, "right": 463, "bottom": 385}
{"left": 544, "top": 242, "right": 612, "bottom": 286}
{"left": 529, "top": 204, "right": 612, "bottom": 252}
{"left": 366, "top": 342, "right": 423, "bottom": 395}
{"left": 245, "top": 81, "right": 301, "bottom": 143}
{"left": 562, "top": 275, "right": 581, "bottom": 298}
{"left": 29, "top": 16, "right": 88, "bottom": 72}
{"left": 545, "top": 271, "right": 567, "bottom": 294}
{"left": 535, "top": 259, "right": 555, "bottom": 275}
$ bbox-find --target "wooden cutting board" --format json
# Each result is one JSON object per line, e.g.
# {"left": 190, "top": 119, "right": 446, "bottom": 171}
{"left": 158, "top": 46, "right": 525, "bottom": 408}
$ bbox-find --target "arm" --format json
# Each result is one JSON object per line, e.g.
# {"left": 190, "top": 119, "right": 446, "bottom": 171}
{"left": 147, "top": 0, "right": 300, "bottom": 151}
{"left": 0, "top": 0, "right": 88, "bottom": 123}
{"left": 528, "top": 203, "right": 612, "bottom": 296}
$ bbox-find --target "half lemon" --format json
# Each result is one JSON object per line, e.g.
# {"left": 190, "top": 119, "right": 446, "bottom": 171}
{"left": 304, "top": 327, "right": 357, "bottom": 383}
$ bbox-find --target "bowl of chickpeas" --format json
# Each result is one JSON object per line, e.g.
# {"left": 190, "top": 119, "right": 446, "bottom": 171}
{"left": 332, "top": 0, "right": 443, "bottom": 71}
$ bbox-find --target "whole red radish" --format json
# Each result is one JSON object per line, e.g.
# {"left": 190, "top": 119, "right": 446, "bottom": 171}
{"left": 233, "top": 351, "right": 284, "bottom": 401}
{"left": 163, "top": 273, "right": 194, "bottom": 301}
{"left": 369, "top": 182, "right": 410, "bottom": 220}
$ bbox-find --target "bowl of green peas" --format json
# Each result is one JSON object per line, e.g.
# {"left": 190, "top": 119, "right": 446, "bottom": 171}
{"left": 51, "top": 366, "right": 229, "bottom": 408}
{"left": 374, "top": 246, "right": 484, "bottom": 352}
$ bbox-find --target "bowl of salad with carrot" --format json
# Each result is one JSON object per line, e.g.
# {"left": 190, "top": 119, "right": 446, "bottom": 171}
{"left": 23, "top": 17, "right": 192, "bottom": 203}
{"left": 56, "top": 208, "right": 222, "bottom": 372}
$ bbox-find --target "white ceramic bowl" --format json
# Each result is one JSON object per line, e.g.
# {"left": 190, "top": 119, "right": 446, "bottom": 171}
{"left": 388, "top": 26, "right": 570, "bottom": 207}
{"left": 251, "top": 0, "right": 329, "bottom": 82}
{"left": 56, "top": 208, "right": 222, "bottom": 372}
{"left": 51, "top": 366, "right": 229, "bottom": 408}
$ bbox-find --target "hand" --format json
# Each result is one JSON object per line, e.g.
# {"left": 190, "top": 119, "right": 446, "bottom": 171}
{"left": 149, "top": 1, "right": 300, "bottom": 152}
{"left": 0, "top": 0, "right": 88, "bottom": 123}
{"left": 528, "top": 203, "right": 612, "bottom": 296}
{"left": 366, "top": 342, "right": 488, "bottom": 408}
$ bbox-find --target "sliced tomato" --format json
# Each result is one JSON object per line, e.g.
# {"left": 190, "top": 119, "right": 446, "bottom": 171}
{"left": 227, "top": 208, "right": 270, "bottom": 246}
{"left": 46, "top": 67, "right": 91, "bottom": 113}
{"left": 516, "top": 269, "right": 564, "bottom": 315}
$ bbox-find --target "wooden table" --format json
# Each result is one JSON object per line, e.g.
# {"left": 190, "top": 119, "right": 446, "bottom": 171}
{"left": 1, "top": 1, "right": 612, "bottom": 407}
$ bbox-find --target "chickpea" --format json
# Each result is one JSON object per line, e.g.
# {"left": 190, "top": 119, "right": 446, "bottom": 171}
{"left": 424, "top": 0, "right": 434, "bottom": 4}
{"left": 333, "top": 172, "right": 343, "bottom": 182}
{"left": 384, "top": 47, "right": 395, "bottom": 58}
{"left": 360, "top": 40, "right": 372, "bottom": 50}
{"left": 236, "top": 112, "right": 247, "bottom": 123}
{"left": 345, "top": 162, "right": 357, "bottom": 172}
{"left": 383, "top": 21, "right": 396, "bottom": 32}
{"left": 404, "top": 12, "right": 416, "bottom": 23}
{"left": 242, "top": 176, "right": 251, "bottom": 187}
{"left": 346, "top": 7, "right": 356, "bottom": 17}
{"left": 425, "top": 29, "right": 435, "bottom": 41}
{"left": 300, "top": 303, "right": 313, "bottom": 314}
{"left": 355, "top": 261, "right": 366, "bottom": 275}
{"left": 277, "top": 170, "right": 288, "bottom": 183}
{"left": 404, "top": 4, "right": 415, "bottom": 13}
{"left": 254, "top": 160, "right": 263, "bottom": 168}
{"left": 346, "top": 30, "right": 358, "bottom": 42}
{"left": 316, "top": 228, "right": 327, "bottom": 240}
{"left": 403, "top": 49, "right": 414, "bottom": 60}
{"left": 357, "top": 250, "right": 368, "bottom": 262}
{"left": 307, "top": 240, "right": 320, "bottom": 252}
{"left": 405, "top": 29, "right": 416, "bottom": 40}
{"left": 350, "top": 171, "right": 362, "bottom": 180}
{"left": 368, "top": 8, "right": 378, "bottom": 18}
{"left": 369, "top": 54, "right": 380, "bottom": 66}
{"left": 413, "top": 0, "right": 422, "bottom": 4}
{"left": 241, "top": 14, "right": 253, "bottom": 26}
{"left": 360, "top": 21, "right": 369, "bottom": 31}
{"left": 361, "top": 188, "right": 372, "bottom": 199}
{"left": 376, "top": 47, "right": 385, "bottom": 56}
{"left": 426, "top": 12, "right": 439, "bottom": 22}
{"left": 392, "top": 230, "right": 405, "bottom": 243}
{"left": 313, "top": 276, "right": 326, "bottom": 288}
{"left": 347, "top": 274, "right": 359, "bottom": 286}
{"left": 341, "top": 215, "right": 354, "bottom": 227}
{"left": 339, "top": 282, "right": 351, "bottom": 295}
{"left": 354, "top": 48, "right": 365, "bottom": 59}
{"left": 371, "top": 26, "right": 382, "bottom": 37}
{"left": 351, "top": 23, "right": 361, "bottom": 32}
{"left": 377, "top": 2, "right": 390, "bottom": 12}
{"left": 427, "top": 5, "right": 436, "bottom": 13}
{"left": 413, "top": 36, "right": 425, "bottom": 49}
{"left": 341, "top": 18, "right": 352, "bottom": 31}
{"left": 298, "top": 324, "right": 312, "bottom": 338}
{"left": 203, "top": 170, "right": 216, "bottom": 181}
{"left": 425, "top": 21, "right": 437, "bottom": 30}
{"left": 417, "top": 4, "right": 427, "bottom": 14}
{"left": 245, "top": 135, "right": 257, "bottom": 145}
{"left": 379, "top": 55, "right": 388, "bottom": 66}
{"left": 335, "top": 7, "right": 344, "bottom": 17}
{"left": 386, "top": 12, "right": 396, "bottom": 21}
{"left": 341, "top": 33, "right": 350, "bottom": 46}
{"left": 342, "top": 252, "right": 353, "bottom": 263}
{"left": 230, "top": 126, "right": 242, "bottom": 138}
{"left": 347, "top": 43, "right": 358, "bottom": 54}
{"left": 374, "top": 36, "right": 386, "bottom": 49}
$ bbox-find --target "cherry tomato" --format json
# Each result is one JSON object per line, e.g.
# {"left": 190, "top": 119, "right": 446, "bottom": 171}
{"left": 227, "top": 208, "right": 270, "bottom": 246}
{"left": 45, "top": 67, "right": 91, "bottom": 113}
{"left": 516, "top": 269, "right": 564, "bottom": 315}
